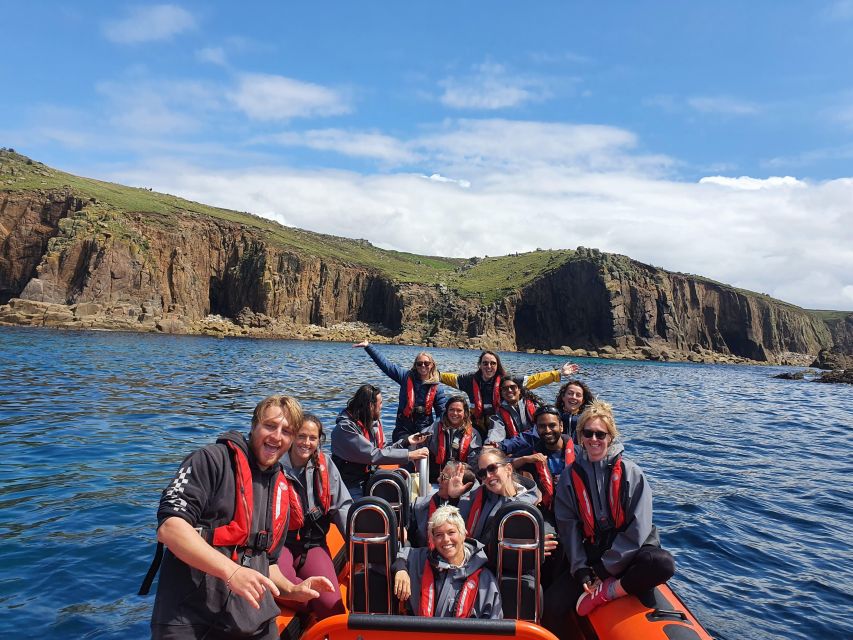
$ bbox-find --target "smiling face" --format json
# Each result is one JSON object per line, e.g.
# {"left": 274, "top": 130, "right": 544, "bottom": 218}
{"left": 560, "top": 383, "right": 585, "bottom": 414}
{"left": 477, "top": 451, "right": 514, "bottom": 496}
{"left": 430, "top": 521, "right": 465, "bottom": 565}
{"left": 535, "top": 412, "right": 564, "bottom": 449}
{"left": 500, "top": 379, "right": 520, "bottom": 404}
{"left": 581, "top": 416, "right": 612, "bottom": 463}
{"left": 291, "top": 419, "right": 320, "bottom": 467}
{"left": 413, "top": 353, "right": 435, "bottom": 381}
{"left": 478, "top": 353, "right": 499, "bottom": 381}
{"left": 250, "top": 404, "right": 293, "bottom": 470}
{"left": 445, "top": 400, "right": 466, "bottom": 428}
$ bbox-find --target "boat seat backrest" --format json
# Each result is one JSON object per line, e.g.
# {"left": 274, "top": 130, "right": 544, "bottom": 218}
{"left": 491, "top": 502, "right": 544, "bottom": 623}
{"left": 346, "top": 496, "right": 399, "bottom": 614}
{"left": 365, "top": 469, "right": 411, "bottom": 541}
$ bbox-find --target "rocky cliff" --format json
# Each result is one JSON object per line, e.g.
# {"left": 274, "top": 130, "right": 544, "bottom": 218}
{"left": 0, "top": 151, "right": 845, "bottom": 364}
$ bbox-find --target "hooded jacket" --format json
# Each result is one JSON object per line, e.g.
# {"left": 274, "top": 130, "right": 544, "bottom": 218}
{"left": 281, "top": 451, "right": 352, "bottom": 548}
{"left": 553, "top": 441, "right": 660, "bottom": 584}
{"left": 425, "top": 417, "right": 482, "bottom": 483}
{"left": 330, "top": 409, "right": 411, "bottom": 490}
{"left": 394, "top": 540, "right": 503, "bottom": 619}
{"left": 485, "top": 398, "right": 537, "bottom": 443}
{"left": 151, "top": 431, "right": 293, "bottom": 637}
{"left": 457, "top": 475, "right": 541, "bottom": 542}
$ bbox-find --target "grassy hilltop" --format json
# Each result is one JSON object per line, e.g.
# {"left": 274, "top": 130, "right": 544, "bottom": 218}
{"left": 0, "top": 149, "right": 574, "bottom": 304}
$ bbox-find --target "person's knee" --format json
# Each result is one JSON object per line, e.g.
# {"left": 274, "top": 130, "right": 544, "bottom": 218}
{"left": 655, "top": 548, "right": 676, "bottom": 582}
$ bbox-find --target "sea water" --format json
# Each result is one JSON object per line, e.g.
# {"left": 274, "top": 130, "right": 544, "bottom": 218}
{"left": 0, "top": 326, "right": 850, "bottom": 639}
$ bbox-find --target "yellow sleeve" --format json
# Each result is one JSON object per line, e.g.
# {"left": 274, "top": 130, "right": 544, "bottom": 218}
{"left": 523, "top": 369, "right": 560, "bottom": 390}
{"left": 440, "top": 371, "right": 460, "bottom": 388}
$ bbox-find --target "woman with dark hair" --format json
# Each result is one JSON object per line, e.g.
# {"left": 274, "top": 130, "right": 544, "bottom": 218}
{"left": 331, "top": 384, "right": 429, "bottom": 499}
{"left": 555, "top": 379, "right": 595, "bottom": 440}
{"left": 441, "top": 351, "right": 579, "bottom": 437}
{"left": 353, "top": 340, "right": 448, "bottom": 442}
{"left": 543, "top": 401, "right": 674, "bottom": 637}
{"left": 279, "top": 415, "right": 352, "bottom": 618}
{"left": 425, "top": 394, "right": 482, "bottom": 483}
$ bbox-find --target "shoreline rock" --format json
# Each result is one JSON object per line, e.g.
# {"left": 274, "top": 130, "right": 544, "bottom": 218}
{"left": 0, "top": 298, "right": 819, "bottom": 368}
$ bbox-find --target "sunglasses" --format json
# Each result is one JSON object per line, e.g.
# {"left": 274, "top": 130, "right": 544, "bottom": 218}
{"left": 415, "top": 361, "right": 432, "bottom": 368}
{"left": 502, "top": 384, "right": 519, "bottom": 391}
{"left": 480, "top": 361, "right": 498, "bottom": 367}
{"left": 476, "top": 462, "right": 506, "bottom": 479}
{"left": 582, "top": 429, "right": 609, "bottom": 441}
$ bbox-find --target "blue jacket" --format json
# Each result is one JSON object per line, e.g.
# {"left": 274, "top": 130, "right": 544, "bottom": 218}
{"left": 365, "top": 345, "right": 448, "bottom": 440}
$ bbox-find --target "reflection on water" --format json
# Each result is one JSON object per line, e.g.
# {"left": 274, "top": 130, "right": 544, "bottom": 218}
{"left": 0, "top": 326, "right": 851, "bottom": 639}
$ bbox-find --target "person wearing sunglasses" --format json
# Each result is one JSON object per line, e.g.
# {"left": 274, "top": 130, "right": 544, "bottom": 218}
{"left": 542, "top": 400, "right": 675, "bottom": 636}
{"left": 408, "top": 460, "right": 476, "bottom": 548}
{"left": 353, "top": 340, "right": 448, "bottom": 443}
{"left": 456, "top": 448, "right": 540, "bottom": 543}
{"left": 392, "top": 505, "right": 503, "bottom": 619}
{"left": 440, "top": 351, "right": 579, "bottom": 438}
{"left": 484, "top": 378, "right": 544, "bottom": 444}
{"left": 424, "top": 394, "right": 483, "bottom": 484}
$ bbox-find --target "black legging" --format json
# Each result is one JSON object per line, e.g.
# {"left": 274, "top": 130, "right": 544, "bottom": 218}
{"left": 541, "top": 545, "right": 675, "bottom": 640}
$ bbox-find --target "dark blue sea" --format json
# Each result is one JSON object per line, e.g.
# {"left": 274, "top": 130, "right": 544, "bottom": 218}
{"left": 0, "top": 326, "right": 851, "bottom": 639}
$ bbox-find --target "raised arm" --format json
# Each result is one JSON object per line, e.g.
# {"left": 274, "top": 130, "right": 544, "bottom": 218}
{"left": 354, "top": 341, "right": 407, "bottom": 384}
{"left": 521, "top": 361, "right": 579, "bottom": 390}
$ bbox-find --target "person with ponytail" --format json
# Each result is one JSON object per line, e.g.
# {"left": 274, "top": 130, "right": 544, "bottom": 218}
{"left": 392, "top": 505, "right": 502, "bottom": 619}
{"left": 353, "top": 340, "right": 448, "bottom": 443}
{"left": 425, "top": 394, "right": 482, "bottom": 484}
{"left": 542, "top": 401, "right": 674, "bottom": 638}
{"left": 278, "top": 414, "right": 351, "bottom": 618}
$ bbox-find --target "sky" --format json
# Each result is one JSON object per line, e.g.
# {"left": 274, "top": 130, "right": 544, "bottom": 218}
{"left": 2, "top": 2, "right": 852, "bottom": 310}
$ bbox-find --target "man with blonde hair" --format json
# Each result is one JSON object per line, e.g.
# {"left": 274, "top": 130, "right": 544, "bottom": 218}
{"left": 146, "top": 395, "right": 333, "bottom": 639}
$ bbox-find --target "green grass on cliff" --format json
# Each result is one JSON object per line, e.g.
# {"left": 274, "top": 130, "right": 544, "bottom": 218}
{"left": 2, "top": 149, "right": 579, "bottom": 302}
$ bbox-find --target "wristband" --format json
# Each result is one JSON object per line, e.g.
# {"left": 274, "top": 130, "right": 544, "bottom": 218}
{"left": 226, "top": 566, "right": 241, "bottom": 590}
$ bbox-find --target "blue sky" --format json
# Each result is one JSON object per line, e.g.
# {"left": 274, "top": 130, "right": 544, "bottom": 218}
{"left": 2, "top": 2, "right": 852, "bottom": 309}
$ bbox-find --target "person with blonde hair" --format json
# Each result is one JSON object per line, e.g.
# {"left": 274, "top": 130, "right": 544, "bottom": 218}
{"left": 354, "top": 340, "right": 448, "bottom": 442}
{"left": 542, "top": 400, "right": 674, "bottom": 637}
{"left": 147, "top": 395, "right": 334, "bottom": 639}
{"left": 392, "top": 505, "right": 502, "bottom": 618}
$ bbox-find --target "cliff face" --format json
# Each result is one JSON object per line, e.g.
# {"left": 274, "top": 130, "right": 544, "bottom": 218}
{"left": 0, "top": 190, "right": 842, "bottom": 363}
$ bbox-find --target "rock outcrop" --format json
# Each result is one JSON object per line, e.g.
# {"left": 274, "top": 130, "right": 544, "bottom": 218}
{"left": 0, "top": 186, "right": 846, "bottom": 365}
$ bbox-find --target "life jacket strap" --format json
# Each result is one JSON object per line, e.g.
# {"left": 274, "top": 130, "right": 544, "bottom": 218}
{"left": 137, "top": 541, "right": 164, "bottom": 596}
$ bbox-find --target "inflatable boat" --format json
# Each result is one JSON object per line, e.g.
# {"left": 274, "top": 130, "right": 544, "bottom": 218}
{"left": 273, "top": 467, "right": 714, "bottom": 640}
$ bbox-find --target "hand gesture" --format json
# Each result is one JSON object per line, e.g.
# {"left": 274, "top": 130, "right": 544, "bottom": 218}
{"left": 447, "top": 462, "right": 473, "bottom": 499}
{"left": 394, "top": 570, "right": 411, "bottom": 601}
{"left": 282, "top": 576, "right": 335, "bottom": 603}
{"left": 227, "top": 566, "right": 280, "bottom": 609}
{"left": 353, "top": 340, "right": 369, "bottom": 348}
{"left": 561, "top": 361, "right": 579, "bottom": 377}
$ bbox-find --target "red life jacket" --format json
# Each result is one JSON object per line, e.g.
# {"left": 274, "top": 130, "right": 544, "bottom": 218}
{"left": 534, "top": 444, "right": 576, "bottom": 510}
{"left": 420, "top": 557, "right": 482, "bottom": 618}
{"left": 211, "top": 441, "right": 302, "bottom": 559}
{"left": 471, "top": 375, "right": 501, "bottom": 419}
{"left": 569, "top": 456, "right": 626, "bottom": 543}
{"left": 465, "top": 487, "right": 486, "bottom": 536}
{"left": 435, "top": 426, "right": 473, "bottom": 465}
{"left": 350, "top": 410, "right": 385, "bottom": 448}
{"left": 497, "top": 399, "right": 537, "bottom": 438}
{"left": 313, "top": 451, "right": 331, "bottom": 513}
{"left": 403, "top": 376, "right": 438, "bottom": 419}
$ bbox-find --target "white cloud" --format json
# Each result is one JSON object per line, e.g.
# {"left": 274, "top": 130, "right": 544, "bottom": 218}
{"left": 687, "top": 96, "right": 761, "bottom": 116}
{"left": 196, "top": 47, "right": 226, "bottom": 66}
{"left": 229, "top": 73, "right": 350, "bottom": 121}
{"left": 698, "top": 175, "right": 806, "bottom": 190}
{"left": 103, "top": 4, "right": 195, "bottom": 44}
{"left": 439, "top": 63, "right": 551, "bottom": 110}
{"left": 258, "top": 129, "right": 417, "bottom": 163}
{"left": 81, "top": 119, "right": 853, "bottom": 311}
